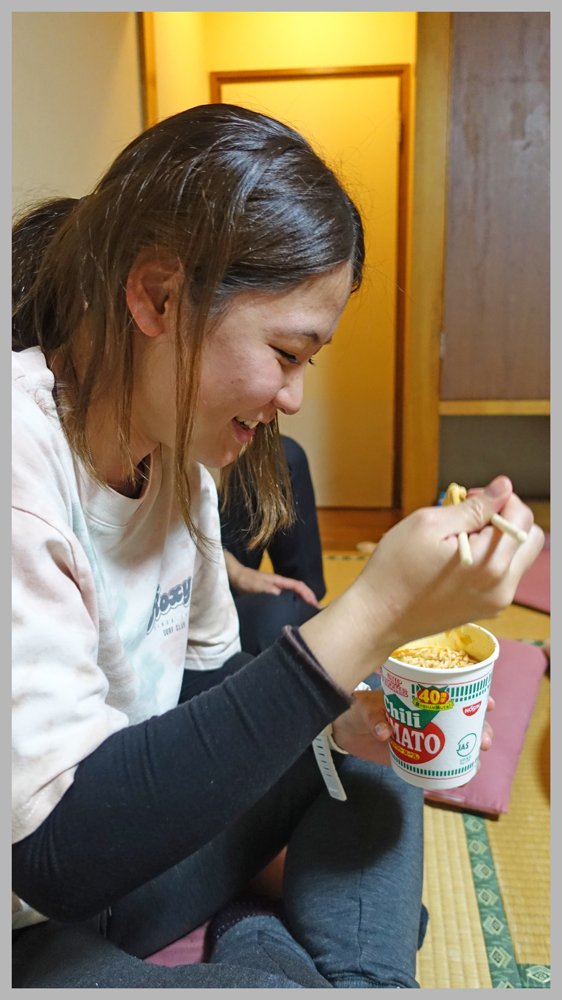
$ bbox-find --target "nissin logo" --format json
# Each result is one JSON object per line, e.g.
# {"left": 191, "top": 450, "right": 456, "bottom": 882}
{"left": 147, "top": 577, "right": 192, "bottom": 634}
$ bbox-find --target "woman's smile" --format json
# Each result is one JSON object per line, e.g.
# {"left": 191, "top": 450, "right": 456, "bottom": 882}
{"left": 231, "top": 416, "right": 261, "bottom": 444}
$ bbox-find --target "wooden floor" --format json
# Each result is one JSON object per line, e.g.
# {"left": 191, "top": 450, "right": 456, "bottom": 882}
{"left": 317, "top": 498, "right": 550, "bottom": 551}
{"left": 316, "top": 507, "right": 401, "bottom": 550}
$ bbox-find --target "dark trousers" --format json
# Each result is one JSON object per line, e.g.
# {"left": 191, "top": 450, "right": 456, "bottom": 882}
{"left": 220, "top": 436, "right": 326, "bottom": 654}
{"left": 13, "top": 734, "right": 425, "bottom": 988}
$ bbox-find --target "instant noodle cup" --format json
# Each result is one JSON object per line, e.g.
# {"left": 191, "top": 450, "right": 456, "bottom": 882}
{"left": 381, "top": 623, "right": 499, "bottom": 789}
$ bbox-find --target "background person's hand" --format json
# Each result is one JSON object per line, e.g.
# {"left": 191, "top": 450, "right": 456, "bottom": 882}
{"left": 332, "top": 689, "right": 495, "bottom": 772}
{"left": 223, "top": 550, "right": 320, "bottom": 606}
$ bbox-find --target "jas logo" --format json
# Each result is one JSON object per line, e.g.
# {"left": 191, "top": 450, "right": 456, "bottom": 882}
{"left": 147, "top": 577, "right": 192, "bottom": 634}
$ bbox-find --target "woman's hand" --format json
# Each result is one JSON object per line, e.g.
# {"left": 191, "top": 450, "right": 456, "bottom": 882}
{"left": 300, "top": 476, "right": 544, "bottom": 693}
{"left": 223, "top": 550, "right": 320, "bottom": 606}
{"left": 358, "top": 476, "right": 543, "bottom": 650}
{"left": 332, "top": 689, "right": 495, "bottom": 773}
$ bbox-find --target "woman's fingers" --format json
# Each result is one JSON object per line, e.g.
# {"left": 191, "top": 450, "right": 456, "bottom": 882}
{"left": 452, "top": 489, "right": 542, "bottom": 611}
{"left": 240, "top": 568, "right": 321, "bottom": 605}
{"left": 439, "top": 476, "right": 513, "bottom": 537}
{"left": 462, "top": 490, "right": 537, "bottom": 562}
{"left": 350, "top": 690, "right": 392, "bottom": 739}
{"left": 271, "top": 575, "right": 321, "bottom": 606}
{"left": 236, "top": 567, "right": 283, "bottom": 595}
{"left": 480, "top": 720, "right": 494, "bottom": 751}
{"left": 504, "top": 523, "right": 545, "bottom": 580}
{"left": 468, "top": 520, "right": 544, "bottom": 611}
{"left": 332, "top": 693, "right": 392, "bottom": 764}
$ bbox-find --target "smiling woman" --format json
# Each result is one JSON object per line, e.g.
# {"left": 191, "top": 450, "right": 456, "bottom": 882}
{"left": 12, "top": 104, "right": 543, "bottom": 989}
{"left": 12, "top": 104, "right": 363, "bottom": 547}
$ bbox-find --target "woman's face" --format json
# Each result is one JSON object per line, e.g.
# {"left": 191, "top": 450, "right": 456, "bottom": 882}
{"left": 134, "top": 263, "right": 352, "bottom": 470}
{"left": 192, "top": 263, "right": 353, "bottom": 468}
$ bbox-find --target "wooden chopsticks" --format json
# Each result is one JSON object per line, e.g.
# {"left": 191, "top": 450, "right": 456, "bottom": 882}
{"left": 442, "top": 482, "right": 528, "bottom": 567}
{"left": 488, "top": 512, "right": 528, "bottom": 544}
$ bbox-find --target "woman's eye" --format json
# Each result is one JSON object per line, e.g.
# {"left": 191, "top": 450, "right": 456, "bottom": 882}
{"left": 276, "top": 349, "right": 315, "bottom": 367}
{"left": 276, "top": 349, "right": 300, "bottom": 365}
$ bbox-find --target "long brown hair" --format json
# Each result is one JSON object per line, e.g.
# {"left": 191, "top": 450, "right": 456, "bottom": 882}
{"left": 12, "top": 104, "right": 364, "bottom": 547}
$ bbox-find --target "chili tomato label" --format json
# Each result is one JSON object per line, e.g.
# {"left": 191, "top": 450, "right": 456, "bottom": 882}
{"left": 413, "top": 686, "right": 454, "bottom": 711}
{"left": 388, "top": 719, "right": 445, "bottom": 764}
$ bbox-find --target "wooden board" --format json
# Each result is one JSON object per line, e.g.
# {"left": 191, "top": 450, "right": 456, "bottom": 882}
{"left": 439, "top": 399, "right": 550, "bottom": 416}
{"left": 440, "top": 13, "right": 550, "bottom": 401}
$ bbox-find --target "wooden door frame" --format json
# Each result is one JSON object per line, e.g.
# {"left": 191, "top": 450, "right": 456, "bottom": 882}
{"left": 212, "top": 65, "right": 410, "bottom": 513}
{"left": 137, "top": 12, "right": 158, "bottom": 130}
{"left": 401, "top": 13, "right": 452, "bottom": 515}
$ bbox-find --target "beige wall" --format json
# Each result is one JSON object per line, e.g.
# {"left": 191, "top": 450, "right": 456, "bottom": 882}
{"left": 12, "top": 13, "right": 142, "bottom": 213}
{"left": 204, "top": 11, "right": 416, "bottom": 72}
{"left": 153, "top": 11, "right": 417, "bottom": 119}
{"left": 153, "top": 12, "right": 208, "bottom": 122}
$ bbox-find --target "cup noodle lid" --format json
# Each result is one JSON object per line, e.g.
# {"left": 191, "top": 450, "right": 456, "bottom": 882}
{"left": 381, "top": 623, "right": 499, "bottom": 790}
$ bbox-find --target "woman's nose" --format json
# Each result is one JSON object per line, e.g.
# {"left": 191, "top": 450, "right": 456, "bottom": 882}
{"left": 274, "top": 370, "right": 305, "bottom": 416}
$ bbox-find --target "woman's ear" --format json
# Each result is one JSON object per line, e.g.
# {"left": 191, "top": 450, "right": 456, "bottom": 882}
{"left": 126, "top": 256, "right": 183, "bottom": 338}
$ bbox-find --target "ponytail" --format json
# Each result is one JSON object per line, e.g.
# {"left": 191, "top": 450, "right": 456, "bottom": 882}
{"left": 12, "top": 198, "right": 79, "bottom": 351}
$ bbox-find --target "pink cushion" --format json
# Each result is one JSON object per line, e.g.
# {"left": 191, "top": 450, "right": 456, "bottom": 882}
{"left": 424, "top": 638, "right": 548, "bottom": 816}
{"left": 513, "top": 533, "right": 550, "bottom": 613}
{"left": 144, "top": 921, "right": 208, "bottom": 967}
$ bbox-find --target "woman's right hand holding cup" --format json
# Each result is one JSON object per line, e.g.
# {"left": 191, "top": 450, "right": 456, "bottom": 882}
{"left": 299, "top": 476, "right": 544, "bottom": 694}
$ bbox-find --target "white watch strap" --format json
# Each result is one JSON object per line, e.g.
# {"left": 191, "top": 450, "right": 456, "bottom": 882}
{"left": 312, "top": 681, "right": 371, "bottom": 801}
{"left": 312, "top": 731, "right": 347, "bottom": 801}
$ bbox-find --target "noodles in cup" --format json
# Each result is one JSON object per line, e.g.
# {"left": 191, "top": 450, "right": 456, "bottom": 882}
{"left": 391, "top": 647, "right": 478, "bottom": 669}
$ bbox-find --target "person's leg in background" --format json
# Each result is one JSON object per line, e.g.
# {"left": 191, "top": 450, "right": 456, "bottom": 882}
{"left": 233, "top": 590, "right": 319, "bottom": 655}
{"left": 220, "top": 436, "right": 326, "bottom": 654}
{"left": 266, "top": 436, "right": 326, "bottom": 602}
{"left": 220, "top": 436, "right": 325, "bottom": 600}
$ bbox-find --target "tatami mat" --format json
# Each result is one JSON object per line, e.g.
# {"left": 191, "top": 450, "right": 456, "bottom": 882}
{"left": 416, "top": 808, "right": 492, "bottom": 988}
{"left": 485, "top": 675, "right": 550, "bottom": 966}
{"left": 321, "top": 550, "right": 368, "bottom": 604}
{"left": 416, "top": 673, "right": 550, "bottom": 987}
{"left": 475, "top": 605, "right": 550, "bottom": 643}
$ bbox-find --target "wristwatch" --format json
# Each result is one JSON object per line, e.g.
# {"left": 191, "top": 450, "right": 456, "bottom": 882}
{"left": 312, "top": 681, "right": 371, "bottom": 801}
